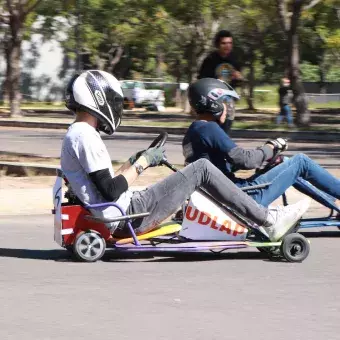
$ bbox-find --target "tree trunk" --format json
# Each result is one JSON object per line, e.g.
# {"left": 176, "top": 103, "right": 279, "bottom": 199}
{"left": 288, "top": 0, "right": 310, "bottom": 126}
{"left": 156, "top": 47, "right": 164, "bottom": 79}
{"left": 318, "top": 54, "right": 327, "bottom": 94}
{"left": 8, "top": 40, "right": 22, "bottom": 117}
{"left": 7, "top": 11, "right": 23, "bottom": 118}
{"left": 246, "top": 53, "right": 255, "bottom": 110}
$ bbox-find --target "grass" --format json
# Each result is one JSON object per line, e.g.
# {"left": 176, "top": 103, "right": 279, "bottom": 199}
{"left": 0, "top": 85, "right": 339, "bottom": 111}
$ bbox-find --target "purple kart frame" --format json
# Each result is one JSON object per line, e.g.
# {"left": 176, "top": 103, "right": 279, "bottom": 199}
{"left": 84, "top": 202, "right": 249, "bottom": 254}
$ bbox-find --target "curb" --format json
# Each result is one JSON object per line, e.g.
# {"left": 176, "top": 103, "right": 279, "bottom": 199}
{"left": 0, "top": 161, "right": 57, "bottom": 176}
{"left": 0, "top": 119, "right": 338, "bottom": 141}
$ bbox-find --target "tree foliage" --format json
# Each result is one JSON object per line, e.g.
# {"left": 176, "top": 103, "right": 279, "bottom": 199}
{"left": 1, "top": 0, "right": 339, "bottom": 119}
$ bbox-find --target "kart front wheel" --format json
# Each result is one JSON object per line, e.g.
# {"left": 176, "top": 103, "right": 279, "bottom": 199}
{"left": 280, "top": 233, "right": 310, "bottom": 263}
{"left": 73, "top": 231, "right": 106, "bottom": 262}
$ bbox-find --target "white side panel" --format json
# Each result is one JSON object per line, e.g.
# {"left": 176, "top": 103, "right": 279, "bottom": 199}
{"left": 53, "top": 172, "right": 63, "bottom": 246}
{"left": 180, "top": 191, "right": 248, "bottom": 241}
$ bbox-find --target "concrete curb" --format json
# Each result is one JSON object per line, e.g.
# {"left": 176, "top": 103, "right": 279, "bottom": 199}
{"left": 0, "top": 161, "right": 57, "bottom": 176}
{"left": 0, "top": 119, "right": 339, "bottom": 141}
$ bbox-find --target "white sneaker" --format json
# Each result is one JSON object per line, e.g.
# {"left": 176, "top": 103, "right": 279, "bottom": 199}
{"left": 259, "top": 198, "right": 311, "bottom": 241}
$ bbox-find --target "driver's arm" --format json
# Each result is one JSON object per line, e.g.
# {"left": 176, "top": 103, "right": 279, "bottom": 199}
{"left": 208, "top": 124, "right": 274, "bottom": 170}
{"left": 115, "top": 159, "right": 132, "bottom": 176}
{"left": 227, "top": 145, "right": 273, "bottom": 170}
{"left": 77, "top": 134, "right": 148, "bottom": 202}
{"left": 89, "top": 156, "right": 148, "bottom": 201}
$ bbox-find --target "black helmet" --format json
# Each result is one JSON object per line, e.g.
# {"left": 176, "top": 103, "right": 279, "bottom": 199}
{"left": 65, "top": 70, "right": 124, "bottom": 135}
{"left": 188, "top": 78, "right": 239, "bottom": 118}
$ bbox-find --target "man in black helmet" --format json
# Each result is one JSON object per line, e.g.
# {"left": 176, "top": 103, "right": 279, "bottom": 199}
{"left": 183, "top": 77, "right": 340, "bottom": 209}
{"left": 61, "top": 70, "right": 309, "bottom": 242}
{"left": 198, "top": 30, "right": 242, "bottom": 87}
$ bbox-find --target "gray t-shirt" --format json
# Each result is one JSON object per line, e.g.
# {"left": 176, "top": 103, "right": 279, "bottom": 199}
{"left": 61, "top": 122, "right": 133, "bottom": 230}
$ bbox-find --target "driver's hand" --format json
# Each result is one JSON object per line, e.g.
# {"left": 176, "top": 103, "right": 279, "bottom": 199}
{"left": 129, "top": 150, "right": 146, "bottom": 165}
{"left": 265, "top": 138, "right": 288, "bottom": 152}
{"left": 140, "top": 146, "right": 165, "bottom": 168}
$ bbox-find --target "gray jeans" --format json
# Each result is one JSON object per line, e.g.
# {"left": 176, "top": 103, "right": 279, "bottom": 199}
{"left": 117, "top": 159, "right": 268, "bottom": 235}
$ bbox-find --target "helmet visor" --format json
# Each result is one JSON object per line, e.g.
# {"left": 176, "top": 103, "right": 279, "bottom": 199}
{"left": 220, "top": 95, "right": 236, "bottom": 121}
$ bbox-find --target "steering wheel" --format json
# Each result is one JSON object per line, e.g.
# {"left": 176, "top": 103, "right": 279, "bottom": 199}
{"left": 256, "top": 152, "right": 284, "bottom": 175}
{"left": 148, "top": 131, "right": 168, "bottom": 149}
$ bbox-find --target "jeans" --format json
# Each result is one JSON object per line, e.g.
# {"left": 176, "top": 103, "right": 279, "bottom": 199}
{"left": 116, "top": 159, "right": 269, "bottom": 235}
{"left": 238, "top": 154, "right": 340, "bottom": 207}
{"left": 277, "top": 104, "right": 293, "bottom": 125}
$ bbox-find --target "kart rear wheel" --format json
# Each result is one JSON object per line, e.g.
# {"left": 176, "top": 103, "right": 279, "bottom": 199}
{"left": 73, "top": 231, "right": 106, "bottom": 262}
{"left": 280, "top": 233, "right": 310, "bottom": 263}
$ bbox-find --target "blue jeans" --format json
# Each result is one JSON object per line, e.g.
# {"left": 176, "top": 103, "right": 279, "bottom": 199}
{"left": 277, "top": 104, "right": 293, "bottom": 125}
{"left": 237, "top": 154, "right": 340, "bottom": 207}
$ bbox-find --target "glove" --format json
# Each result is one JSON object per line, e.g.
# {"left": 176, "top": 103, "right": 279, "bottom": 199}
{"left": 265, "top": 138, "right": 288, "bottom": 152}
{"left": 129, "top": 149, "right": 146, "bottom": 165}
{"left": 141, "top": 146, "right": 165, "bottom": 167}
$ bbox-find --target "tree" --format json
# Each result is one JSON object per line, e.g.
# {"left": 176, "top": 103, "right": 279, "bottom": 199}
{"left": 299, "top": 0, "right": 340, "bottom": 91}
{"left": 162, "top": 0, "right": 229, "bottom": 83}
{"left": 227, "top": 1, "right": 278, "bottom": 110}
{"left": 1, "top": 0, "right": 44, "bottom": 117}
{"left": 276, "top": 0, "right": 326, "bottom": 126}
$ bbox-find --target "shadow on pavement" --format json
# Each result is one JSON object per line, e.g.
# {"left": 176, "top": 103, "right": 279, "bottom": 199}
{"left": 0, "top": 247, "right": 270, "bottom": 262}
{"left": 0, "top": 248, "right": 72, "bottom": 261}
{"left": 300, "top": 230, "right": 340, "bottom": 238}
{"left": 104, "top": 250, "right": 269, "bottom": 263}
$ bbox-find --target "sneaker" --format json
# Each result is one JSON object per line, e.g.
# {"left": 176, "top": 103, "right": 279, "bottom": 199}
{"left": 260, "top": 198, "right": 311, "bottom": 241}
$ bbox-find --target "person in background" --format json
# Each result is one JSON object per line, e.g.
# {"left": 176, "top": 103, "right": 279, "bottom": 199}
{"left": 277, "top": 77, "right": 294, "bottom": 127}
{"left": 198, "top": 30, "right": 242, "bottom": 88}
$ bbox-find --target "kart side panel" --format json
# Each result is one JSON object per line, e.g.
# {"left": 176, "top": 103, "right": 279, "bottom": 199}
{"left": 53, "top": 174, "right": 63, "bottom": 246}
{"left": 180, "top": 192, "right": 248, "bottom": 241}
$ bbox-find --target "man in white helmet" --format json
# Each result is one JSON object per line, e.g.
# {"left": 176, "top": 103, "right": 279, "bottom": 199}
{"left": 60, "top": 70, "right": 310, "bottom": 241}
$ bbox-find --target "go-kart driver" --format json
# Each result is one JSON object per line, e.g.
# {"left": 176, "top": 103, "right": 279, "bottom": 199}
{"left": 183, "top": 77, "right": 340, "bottom": 208}
{"left": 60, "top": 70, "right": 310, "bottom": 242}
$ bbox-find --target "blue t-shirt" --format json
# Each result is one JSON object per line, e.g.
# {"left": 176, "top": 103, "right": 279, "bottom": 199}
{"left": 182, "top": 121, "right": 237, "bottom": 177}
{"left": 183, "top": 121, "right": 273, "bottom": 182}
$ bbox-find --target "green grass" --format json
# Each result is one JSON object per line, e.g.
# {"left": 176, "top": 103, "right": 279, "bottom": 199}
{"left": 1, "top": 86, "right": 339, "bottom": 111}
{"left": 236, "top": 85, "right": 340, "bottom": 110}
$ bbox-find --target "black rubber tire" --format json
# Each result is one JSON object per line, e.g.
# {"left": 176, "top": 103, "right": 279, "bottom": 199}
{"left": 280, "top": 233, "right": 310, "bottom": 262}
{"left": 73, "top": 231, "right": 106, "bottom": 262}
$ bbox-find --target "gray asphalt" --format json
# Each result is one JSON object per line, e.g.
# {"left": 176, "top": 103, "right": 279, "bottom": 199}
{"left": 0, "top": 215, "right": 340, "bottom": 340}
{"left": 1, "top": 127, "right": 340, "bottom": 168}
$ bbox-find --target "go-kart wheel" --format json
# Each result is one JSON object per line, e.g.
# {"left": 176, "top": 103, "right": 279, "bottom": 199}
{"left": 280, "top": 233, "right": 310, "bottom": 263}
{"left": 148, "top": 132, "right": 168, "bottom": 149}
{"left": 73, "top": 231, "right": 106, "bottom": 262}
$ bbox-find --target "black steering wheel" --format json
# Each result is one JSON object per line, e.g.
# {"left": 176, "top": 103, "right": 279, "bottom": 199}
{"left": 256, "top": 152, "right": 284, "bottom": 175}
{"left": 148, "top": 131, "right": 168, "bottom": 149}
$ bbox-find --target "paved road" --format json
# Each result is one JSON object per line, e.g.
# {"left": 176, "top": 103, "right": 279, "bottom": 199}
{"left": 1, "top": 127, "right": 340, "bottom": 168}
{"left": 0, "top": 215, "right": 340, "bottom": 340}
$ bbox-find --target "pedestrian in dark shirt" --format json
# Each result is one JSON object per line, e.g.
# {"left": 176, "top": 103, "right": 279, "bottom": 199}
{"left": 277, "top": 78, "right": 294, "bottom": 127}
{"left": 198, "top": 30, "right": 242, "bottom": 87}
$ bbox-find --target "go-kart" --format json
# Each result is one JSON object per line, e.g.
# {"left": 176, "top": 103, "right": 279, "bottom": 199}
{"left": 52, "top": 133, "right": 310, "bottom": 263}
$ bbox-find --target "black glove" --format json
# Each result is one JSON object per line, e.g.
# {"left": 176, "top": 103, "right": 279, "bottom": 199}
{"left": 265, "top": 138, "right": 288, "bottom": 152}
{"left": 129, "top": 150, "right": 146, "bottom": 165}
{"left": 141, "top": 146, "right": 165, "bottom": 167}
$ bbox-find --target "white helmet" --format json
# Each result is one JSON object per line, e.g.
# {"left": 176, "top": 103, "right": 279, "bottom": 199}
{"left": 65, "top": 70, "right": 124, "bottom": 135}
